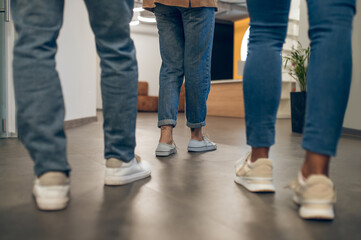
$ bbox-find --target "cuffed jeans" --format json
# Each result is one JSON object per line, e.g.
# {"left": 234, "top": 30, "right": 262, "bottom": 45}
{"left": 154, "top": 4, "right": 215, "bottom": 129}
{"left": 244, "top": 0, "right": 356, "bottom": 156}
{"left": 12, "top": 0, "right": 138, "bottom": 176}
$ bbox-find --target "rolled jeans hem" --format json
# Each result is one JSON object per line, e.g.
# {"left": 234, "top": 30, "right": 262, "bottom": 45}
{"left": 246, "top": 126, "right": 275, "bottom": 148}
{"left": 186, "top": 121, "right": 206, "bottom": 129}
{"left": 246, "top": 142, "right": 274, "bottom": 148}
{"left": 302, "top": 143, "right": 336, "bottom": 157}
{"left": 158, "top": 119, "right": 177, "bottom": 128}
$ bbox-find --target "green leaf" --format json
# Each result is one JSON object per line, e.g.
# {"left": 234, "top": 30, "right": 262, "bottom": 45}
{"left": 282, "top": 42, "right": 310, "bottom": 91}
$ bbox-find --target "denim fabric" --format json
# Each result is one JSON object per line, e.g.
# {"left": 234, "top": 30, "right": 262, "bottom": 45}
{"left": 12, "top": 0, "right": 138, "bottom": 176}
{"left": 244, "top": 0, "right": 356, "bottom": 156}
{"left": 154, "top": 4, "right": 215, "bottom": 129}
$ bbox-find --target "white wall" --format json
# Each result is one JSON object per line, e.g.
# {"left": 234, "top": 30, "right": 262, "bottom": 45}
{"left": 131, "top": 24, "right": 162, "bottom": 97}
{"left": 344, "top": 0, "right": 361, "bottom": 130}
{"left": 298, "top": 0, "right": 309, "bottom": 47}
{"left": 56, "top": 0, "right": 97, "bottom": 121}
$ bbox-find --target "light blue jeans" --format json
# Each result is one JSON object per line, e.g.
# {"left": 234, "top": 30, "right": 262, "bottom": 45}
{"left": 154, "top": 4, "right": 215, "bottom": 128}
{"left": 243, "top": 0, "right": 356, "bottom": 156}
{"left": 12, "top": 0, "right": 138, "bottom": 176}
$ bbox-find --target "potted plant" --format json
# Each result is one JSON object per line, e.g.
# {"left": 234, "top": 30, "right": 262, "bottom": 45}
{"left": 283, "top": 42, "right": 310, "bottom": 133}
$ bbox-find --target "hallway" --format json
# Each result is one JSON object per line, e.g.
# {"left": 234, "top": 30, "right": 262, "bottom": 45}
{"left": 1, "top": 112, "right": 361, "bottom": 240}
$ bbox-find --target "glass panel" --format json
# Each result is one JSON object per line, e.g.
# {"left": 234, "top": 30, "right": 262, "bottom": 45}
{"left": 0, "top": 0, "right": 7, "bottom": 138}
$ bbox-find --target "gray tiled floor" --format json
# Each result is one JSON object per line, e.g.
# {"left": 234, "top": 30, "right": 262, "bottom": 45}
{"left": 1, "top": 112, "right": 361, "bottom": 240}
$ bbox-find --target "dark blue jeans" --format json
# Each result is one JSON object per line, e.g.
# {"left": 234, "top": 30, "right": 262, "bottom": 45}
{"left": 154, "top": 4, "right": 215, "bottom": 128}
{"left": 12, "top": 0, "right": 138, "bottom": 176}
{"left": 244, "top": 0, "right": 356, "bottom": 156}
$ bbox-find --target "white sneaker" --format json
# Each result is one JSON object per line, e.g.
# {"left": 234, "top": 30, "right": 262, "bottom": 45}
{"left": 187, "top": 136, "right": 217, "bottom": 152}
{"left": 287, "top": 172, "right": 336, "bottom": 220}
{"left": 104, "top": 155, "right": 151, "bottom": 186}
{"left": 234, "top": 152, "right": 275, "bottom": 192}
{"left": 33, "top": 172, "right": 70, "bottom": 211}
{"left": 155, "top": 142, "right": 177, "bottom": 157}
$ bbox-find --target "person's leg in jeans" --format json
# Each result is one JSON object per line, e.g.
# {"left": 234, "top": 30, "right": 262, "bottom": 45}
{"left": 182, "top": 7, "right": 217, "bottom": 152}
{"left": 243, "top": 0, "right": 290, "bottom": 162}
{"left": 154, "top": 4, "right": 184, "bottom": 156}
{"left": 289, "top": 0, "right": 355, "bottom": 219}
{"left": 301, "top": 0, "right": 356, "bottom": 177}
{"left": 155, "top": 5, "right": 185, "bottom": 130}
{"left": 84, "top": 0, "right": 151, "bottom": 185}
{"left": 12, "top": 0, "right": 69, "bottom": 177}
{"left": 235, "top": 0, "right": 290, "bottom": 193}
{"left": 291, "top": 0, "right": 355, "bottom": 220}
{"left": 85, "top": 0, "right": 137, "bottom": 162}
{"left": 154, "top": 5, "right": 217, "bottom": 155}
{"left": 12, "top": 0, "right": 70, "bottom": 210}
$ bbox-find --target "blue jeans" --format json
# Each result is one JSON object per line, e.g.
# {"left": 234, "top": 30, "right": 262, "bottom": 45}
{"left": 154, "top": 4, "right": 215, "bottom": 128}
{"left": 12, "top": 0, "right": 138, "bottom": 176}
{"left": 244, "top": 0, "right": 356, "bottom": 156}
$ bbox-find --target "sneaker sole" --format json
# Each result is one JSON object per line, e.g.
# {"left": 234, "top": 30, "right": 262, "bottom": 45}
{"left": 104, "top": 169, "right": 151, "bottom": 186}
{"left": 187, "top": 145, "right": 217, "bottom": 152}
{"left": 234, "top": 176, "right": 275, "bottom": 193}
{"left": 156, "top": 148, "right": 177, "bottom": 157}
{"left": 293, "top": 195, "right": 334, "bottom": 220}
{"left": 299, "top": 206, "right": 334, "bottom": 220}
{"left": 33, "top": 195, "right": 69, "bottom": 211}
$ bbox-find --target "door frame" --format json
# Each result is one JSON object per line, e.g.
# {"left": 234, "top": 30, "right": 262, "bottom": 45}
{"left": 1, "top": 0, "right": 16, "bottom": 138}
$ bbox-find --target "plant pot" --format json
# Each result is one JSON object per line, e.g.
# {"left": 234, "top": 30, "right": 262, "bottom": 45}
{"left": 290, "top": 91, "right": 306, "bottom": 133}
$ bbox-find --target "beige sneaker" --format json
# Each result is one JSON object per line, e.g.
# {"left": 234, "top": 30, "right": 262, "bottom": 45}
{"left": 287, "top": 172, "right": 336, "bottom": 220}
{"left": 33, "top": 172, "right": 70, "bottom": 211}
{"left": 234, "top": 152, "right": 275, "bottom": 192}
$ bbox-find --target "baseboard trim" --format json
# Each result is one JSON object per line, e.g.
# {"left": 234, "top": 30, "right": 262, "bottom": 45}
{"left": 64, "top": 116, "right": 97, "bottom": 129}
{"left": 342, "top": 127, "right": 361, "bottom": 138}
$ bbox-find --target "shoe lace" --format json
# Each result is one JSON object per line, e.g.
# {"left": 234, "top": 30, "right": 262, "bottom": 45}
{"left": 201, "top": 134, "right": 215, "bottom": 146}
{"left": 234, "top": 151, "right": 251, "bottom": 168}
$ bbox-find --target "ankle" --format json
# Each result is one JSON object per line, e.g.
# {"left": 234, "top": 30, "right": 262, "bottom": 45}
{"left": 301, "top": 151, "right": 330, "bottom": 178}
{"left": 191, "top": 127, "right": 203, "bottom": 141}
{"left": 159, "top": 138, "right": 173, "bottom": 145}
{"left": 159, "top": 125, "right": 173, "bottom": 144}
{"left": 251, "top": 147, "right": 269, "bottom": 163}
